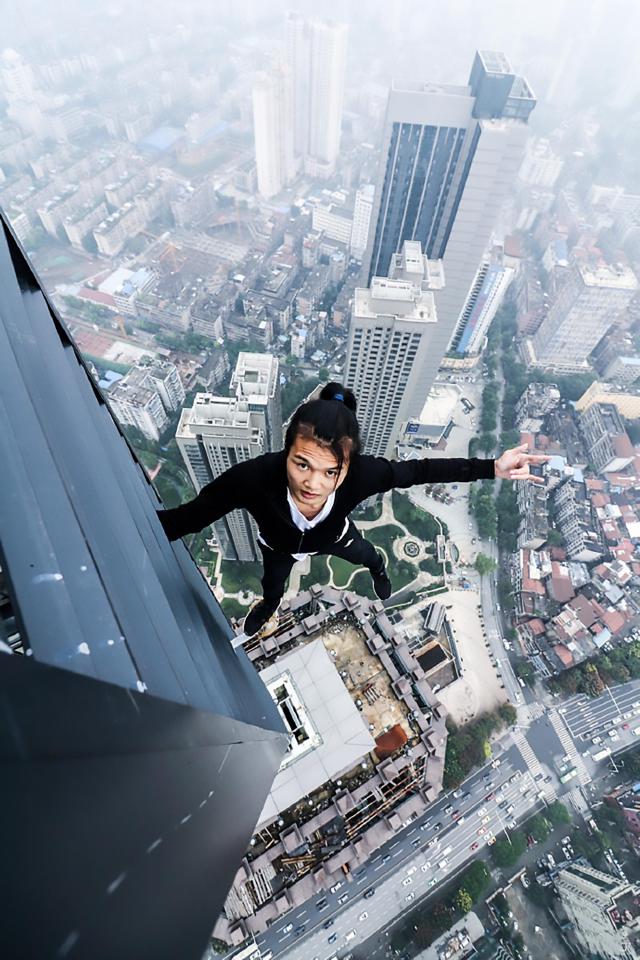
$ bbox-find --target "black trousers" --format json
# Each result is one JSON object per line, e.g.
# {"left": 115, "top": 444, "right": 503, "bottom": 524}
{"left": 258, "top": 520, "right": 383, "bottom": 607}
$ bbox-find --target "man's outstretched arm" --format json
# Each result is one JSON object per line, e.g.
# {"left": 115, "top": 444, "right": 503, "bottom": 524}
{"left": 157, "top": 462, "right": 247, "bottom": 541}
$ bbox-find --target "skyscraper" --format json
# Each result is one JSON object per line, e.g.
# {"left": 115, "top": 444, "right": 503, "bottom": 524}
{"left": 529, "top": 260, "right": 637, "bottom": 372}
{"left": 176, "top": 354, "right": 281, "bottom": 562}
{"left": 252, "top": 62, "right": 295, "bottom": 200}
{"left": 285, "top": 13, "right": 348, "bottom": 171}
{"left": 344, "top": 241, "right": 445, "bottom": 458}
{"left": 0, "top": 210, "right": 287, "bottom": 960}
{"left": 363, "top": 51, "right": 535, "bottom": 376}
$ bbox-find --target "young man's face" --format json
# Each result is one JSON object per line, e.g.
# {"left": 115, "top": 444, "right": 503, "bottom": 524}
{"left": 286, "top": 435, "right": 349, "bottom": 510}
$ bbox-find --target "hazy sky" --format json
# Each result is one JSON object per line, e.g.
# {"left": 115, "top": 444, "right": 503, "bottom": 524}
{"left": 3, "top": 0, "right": 640, "bottom": 126}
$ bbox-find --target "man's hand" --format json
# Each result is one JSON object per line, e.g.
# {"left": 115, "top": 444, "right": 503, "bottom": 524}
{"left": 494, "top": 443, "right": 550, "bottom": 484}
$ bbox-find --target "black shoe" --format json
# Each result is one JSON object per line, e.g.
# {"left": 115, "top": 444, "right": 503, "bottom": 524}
{"left": 371, "top": 552, "right": 392, "bottom": 601}
{"left": 244, "top": 599, "right": 279, "bottom": 637}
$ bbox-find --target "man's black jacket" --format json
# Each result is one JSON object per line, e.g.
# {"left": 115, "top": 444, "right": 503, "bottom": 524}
{"left": 157, "top": 450, "right": 495, "bottom": 555}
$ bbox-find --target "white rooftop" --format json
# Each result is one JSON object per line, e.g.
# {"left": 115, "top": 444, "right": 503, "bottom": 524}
{"left": 257, "top": 639, "right": 375, "bottom": 827}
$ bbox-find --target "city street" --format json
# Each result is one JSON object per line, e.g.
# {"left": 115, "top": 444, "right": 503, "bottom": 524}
{"left": 236, "top": 676, "right": 640, "bottom": 960}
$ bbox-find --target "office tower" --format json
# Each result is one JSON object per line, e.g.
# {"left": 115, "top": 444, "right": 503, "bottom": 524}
{"left": 530, "top": 261, "right": 637, "bottom": 372}
{"left": 363, "top": 51, "right": 535, "bottom": 375}
{"left": 252, "top": 62, "right": 295, "bottom": 200}
{"left": 285, "top": 13, "right": 348, "bottom": 169}
{"left": 554, "top": 864, "right": 640, "bottom": 960}
{"left": 344, "top": 240, "right": 444, "bottom": 458}
{"left": 0, "top": 209, "right": 287, "bottom": 960}
{"left": 448, "top": 251, "right": 514, "bottom": 356}
{"left": 230, "top": 352, "right": 283, "bottom": 451}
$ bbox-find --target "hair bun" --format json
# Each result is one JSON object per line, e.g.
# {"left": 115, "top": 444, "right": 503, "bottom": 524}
{"left": 320, "top": 381, "right": 357, "bottom": 413}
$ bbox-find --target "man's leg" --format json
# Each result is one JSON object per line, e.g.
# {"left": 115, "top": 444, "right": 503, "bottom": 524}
{"left": 244, "top": 543, "right": 296, "bottom": 636}
{"left": 328, "top": 521, "right": 392, "bottom": 600}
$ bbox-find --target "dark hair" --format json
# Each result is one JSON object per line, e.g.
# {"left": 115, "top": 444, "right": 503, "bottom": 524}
{"left": 284, "top": 382, "right": 361, "bottom": 481}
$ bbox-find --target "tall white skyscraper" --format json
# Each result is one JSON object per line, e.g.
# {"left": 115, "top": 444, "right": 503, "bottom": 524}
{"left": 363, "top": 51, "right": 535, "bottom": 386}
{"left": 530, "top": 261, "right": 637, "bottom": 372}
{"left": 176, "top": 354, "right": 282, "bottom": 561}
{"left": 344, "top": 241, "right": 445, "bottom": 458}
{"left": 285, "top": 13, "right": 348, "bottom": 170}
{"left": 252, "top": 62, "right": 295, "bottom": 200}
{"left": 351, "top": 184, "right": 375, "bottom": 261}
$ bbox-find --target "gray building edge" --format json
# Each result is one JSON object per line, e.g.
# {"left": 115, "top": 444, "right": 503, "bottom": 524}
{"left": 0, "top": 208, "right": 288, "bottom": 960}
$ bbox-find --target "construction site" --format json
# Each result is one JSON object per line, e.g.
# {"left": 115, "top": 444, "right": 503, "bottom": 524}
{"left": 216, "top": 584, "right": 452, "bottom": 946}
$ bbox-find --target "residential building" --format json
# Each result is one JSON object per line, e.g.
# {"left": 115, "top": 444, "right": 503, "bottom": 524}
{"left": 449, "top": 254, "right": 514, "bottom": 357}
{"left": 554, "top": 864, "right": 640, "bottom": 960}
{"left": 515, "top": 382, "right": 561, "bottom": 434}
{"left": 344, "top": 240, "right": 445, "bottom": 458}
{"left": 285, "top": 14, "right": 348, "bottom": 169}
{"left": 252, "top": 63, "right": 296, "bottom": 200}
{"left": 351, "top": 183, "right": 375, "bottom": 260}
{"left": 518, "top": 137, "right": 564, "bottom": 188}
{"left": 108, "top": 371, "right": 169, "bottom": 442}
{"left": 575, "top": 382, "right": 640, "bottom": 421}
{"left": 530, "top": 261, "right": 638, "bottom": 371}
{"left": 175, "top": 394, "right": 266, "bottom": 561}
{"left": 578, "top": 403, "right": 635, "bottom": 476}
{"left": 363, "top": 50, "right": 534, "bottom": 397}
{"left": 230, "top": 352, "right": 283, "bottom": 452}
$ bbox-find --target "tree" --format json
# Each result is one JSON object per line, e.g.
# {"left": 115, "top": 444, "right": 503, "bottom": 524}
{"left": 498, "top": 703, "right": 517, "bottom": 727}
{"left": 459, "top": 861, "right": 490, "bottom": 902}
{"left": 528, "top": 814, "right": 550, "bottom": 843}
{"left": 491, "top": 831, "right": 526, "bottom": 868}
{"left": 455, "top": 888, "right": 473, "bottom": 914}
{"left": 546, "top": 801, "right": 571, "bottom": 826}
{"left": 475, "top": 553, "right": 497, "bottom": 578}
{"left": 546, "top": 528, "right": 564, "bottom": 547}
{"left": 515, "top": 659, "right": 535, "bottom": 686}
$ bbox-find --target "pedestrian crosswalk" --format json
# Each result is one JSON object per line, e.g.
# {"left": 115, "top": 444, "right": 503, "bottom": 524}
{"left": 549, "top": 711, "right": 592, "bottom": 787}
{"left": 527, "top": 701, "right": 546, "bottom": 721}
{"left": 512, "top": 729, "right": 557, "bottom": 801}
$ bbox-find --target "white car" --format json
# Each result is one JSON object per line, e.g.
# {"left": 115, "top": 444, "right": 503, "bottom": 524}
{"left": 345, "top": 929, "right": 356, "bottom": 942}
{"left": 282, "top": 923, "right": 293, "bottom": 934}
{"left": 402, "top": 877, "right": 413, "bottom": 886}
{"left": 330, "top": 882, "right": 343, "bottom": 893}
{"left": 406, "top": 866, "right": 417, "bottom": 876}
{"left": 405, "top": 892, "right": 415, "bottom": 902}
{"left": 359, "top": 911, "right": 368, "bottom": 922}
{"left": 421, "top": 862, "right": 431, "bottom": 872}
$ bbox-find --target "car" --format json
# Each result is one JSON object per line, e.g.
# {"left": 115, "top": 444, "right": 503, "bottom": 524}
{"left": 609, "top": 730, "right": 619, "bottom": 740}
{"left": 328, "top": 933, "right": 338, "bottom": 944}
{"left": 521, "top": 873, "right": 530, "bottom": 888}
{"left": 405, "top": 892, "right": 415, "bottom": 902}
{"left": 330, "top": 882, "right": 343, "bottom": 893}
{"left": 438, "top": 858, "right": 448, "bottom": 869}
{"left": 623, "top": 723, "right": 630, "bottom": 730}
{"left": 444, "top": 804, "right": 454, "bottom": 814}
{"left": 486, "top": 791, "right": 495, "bottom": 800}
{"left": 402, "top": 877, "right": 413, "bottom": 886}
{"left": 433, "top": 821, "right": 443, "bottom": 830}
{"left": 592, "top": 736, "right": 602, "bottom": 745}
{"left": 364, "top": 888, "right": 375, "bottom": 899}
{"left": 506, "top": 805, "right": 515, "bottom": 815}
{"left": 337, "top": 893, "right": 349, "bottom": 905}
{"left": 487, "top": 834, "right": 496, "bottom": 845}
{"left": 507, "top": 820, "right": 517, "bottom": 829}
{"left": 316, "top": 898, "right": 328, "bottom": 911}
{"left": 294, "top": 925, "right": 305, "bottom": 936}
{"left": 421, "top": 862, "right": 431, "bottom": 872}
{"left": 477, "top": 807, "right": 487, "bottom": 817}
{"left": 478, "top": 827, "right": 486, "bottom": 836}
{"left": 624, "top": 711, "right": 634, "bottom": 719}
{"left": 451, "top": 810, "right": 460, "bottom": 819}
{"left": 323, "top": 919, "right": 335, "bottom": 930}
{"left": 411, "top": 837, "right": 421, "bottom": 846}
{"left": 283, "top": 923, "right": 294, "bottom": 934}
{"left": 471, "top": 842, "right": 479, "bottom": 851}
{"left": 561, "top": 836, "right": 571, "bottom": 844}
{"left": 407, "top": 866, "right": 417, "bottom": 877}
{"left": 429, "top": 878, "right": 437, "bottom": 887}
{"left": 359, "top": 912, "right": 368, "bottom": 922}
{"left": 458, "top": 815, "right": 466, "bottom": 824}
{"left": 453, "top": 788, "right": 464, "bottom": 799}
{"left": 492, "top": 759, "right": 502, "bottom": 769}
{"left": 482, "top": 815, "right": 491, "bottom": 824}
{"left": 495, "top": 793, "right": 504, "bottom": 803}
{"left": 382, "top": 854, "right": 391, "bottom": 864}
